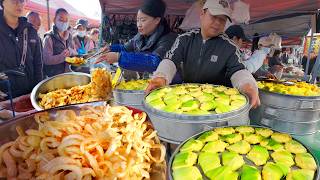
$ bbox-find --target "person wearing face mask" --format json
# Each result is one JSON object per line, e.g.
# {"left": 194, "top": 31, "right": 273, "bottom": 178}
{"left": 89, "top": 28, "right": 99, "bottom": 50}
{"left": 43, "top": 8, "right": 77, "bottom": 77}
{"left": 0, "top": 0, "right": 43, "bottom": 99}
{"left": 73, "top": 19, "right": 91, "bottom": 55}
{"left": 96, "top": 0, "right": 177, "bottom": 73}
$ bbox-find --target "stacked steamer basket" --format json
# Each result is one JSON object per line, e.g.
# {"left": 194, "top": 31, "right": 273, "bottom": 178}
{"left": 251, "top": 81, "right": 320, "bottom": 135}
{"left": 143, "top": 84, "right": 251, "bottom": 144}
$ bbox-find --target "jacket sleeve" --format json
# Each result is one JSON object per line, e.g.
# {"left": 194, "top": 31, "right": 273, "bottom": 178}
{"left": 33, "top": 36, "right": 44, "bottom": 84}
{"left": 243, "top": 49, "right": 268, "bottom": 73}
{"left": 225, "top": 46, "right": 246, "bottom": 79}
{"left": 110, "top": 44, "right": 127, "bottom": 52}
{"left": 152, "top": 33, "right": 177, "bottom": 59}
{"left": 118, "top": 52, "right": 161, "bottom": 72}
{"left": 42, "top": 36, "right": 65, "bottom": 65}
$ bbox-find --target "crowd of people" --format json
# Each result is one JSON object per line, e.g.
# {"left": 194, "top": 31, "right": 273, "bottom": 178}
{"left": 0, "top": 0, "right": 317, "bottom": 115}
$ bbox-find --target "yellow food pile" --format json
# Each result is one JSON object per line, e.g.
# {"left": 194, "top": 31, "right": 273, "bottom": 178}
{"left": 0, "top": 106, "right": 165, "bottom": 179}
{"left": 258, "top": 81, "right": 320, "bottom": 96}
{"left": 39, "top": 68, "right": 112, "bottom": 109}
{"left": 65, "top": 57, "right": 86, "bottom": 65}
{"left": 116, "top": 79, "right": 150, "bottom": 91}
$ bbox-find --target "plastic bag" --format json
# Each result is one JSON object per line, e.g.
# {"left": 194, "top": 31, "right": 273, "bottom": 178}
{"left": 179, "top": 2, "right": 201, "bottom": 31}
{"left": 231, "top": 0, "right": 250, "bottom": 24}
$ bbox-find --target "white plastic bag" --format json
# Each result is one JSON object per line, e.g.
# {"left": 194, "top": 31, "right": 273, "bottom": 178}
{"left": 231, "top": 0, "right": 250, "bottom": 24}
{"left": 179, "top": 2, "right": 201, "bottom": 31}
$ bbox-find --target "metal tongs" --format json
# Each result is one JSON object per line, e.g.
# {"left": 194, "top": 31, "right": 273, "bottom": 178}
{"left": 257, "top": 77, "right": 296, "bottom": 86}
{"left": 85, "top": 47, "right": 109, "bottom": 61}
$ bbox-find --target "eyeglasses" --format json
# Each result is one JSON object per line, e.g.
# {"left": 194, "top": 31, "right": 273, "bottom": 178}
{"left": 9, "top": 0, "right": 26, "bottom": 4}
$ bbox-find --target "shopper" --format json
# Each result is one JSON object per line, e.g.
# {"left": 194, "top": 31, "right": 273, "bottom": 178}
{"left": 0, "top": 0, "right": 43, "bottom": 98}
{"left": 73, "top": 19, "right": 91, "bottom": 55}
{"left": 26, "top": 11, "right": 40, "bottom": 32}
{"left": 43, "top": 8, "right": 76, "bottom": 77}
{"left": 96, "top": 0, "right": 177, "bottom": 73}
{"left": 147, "top": 0, "right": 260, "bottom": 108}
{"left": 89, "top": 28, "right": 99, "bottom": 50}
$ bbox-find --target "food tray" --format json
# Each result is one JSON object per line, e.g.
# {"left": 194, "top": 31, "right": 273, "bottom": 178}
{"left": 168, "top": 125, "right": 320, "bottom": 180}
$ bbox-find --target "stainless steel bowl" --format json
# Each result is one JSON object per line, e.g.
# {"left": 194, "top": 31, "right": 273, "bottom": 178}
{"left": 113, "top": 89, "right": 145, "bottom": 110}
{"left": 30, "top": 72, "right": 91, "bottom": 111}
{"left": 168, "top": 125, "right": 320, "bottom": 180}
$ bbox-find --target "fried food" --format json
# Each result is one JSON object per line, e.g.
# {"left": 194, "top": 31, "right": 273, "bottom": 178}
{"left": 258, "top": 81, "right": 320, "bottom": 96}
{"left": 116, "top": 79, "right": 150, "bottom": 91}
{"left": 0, "top": 106, "right": 165, "bottom": 179}
{"left": 38, "top": 68, "right": 112, "bottom": 109}
{"left": 65, "top": 56, "right": 86, "bottom": 65}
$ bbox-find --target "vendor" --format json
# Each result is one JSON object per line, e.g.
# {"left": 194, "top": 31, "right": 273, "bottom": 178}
{"left": 225, "top": 25, "right": 275, "bottom": 74}
{"left": 96, "top": 0, "right": 177, "bottom": 73}
{"left": 147, "top": 0, "right": 260, "bottom": 108}
{"left": 43, "top": 8, "right": 77, "bottom": 77}
{"left": 73, "top": 19, "right": 91, "bottom": 55}
{"left": 0, "top": 0, "right": 43, "bottom": 98}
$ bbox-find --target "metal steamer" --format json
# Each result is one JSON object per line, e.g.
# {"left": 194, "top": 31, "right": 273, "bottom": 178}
{"left": 113, "top": 89, "right": 145, "bottom": 110}
{"left": 143, "top": 84, "right": 251, "bottom": 144}
{"left": 168, "top": 126, "right": 320, "bottom": 180}
{"left": 251, "top": 89, "right": 320, "bottom": 135}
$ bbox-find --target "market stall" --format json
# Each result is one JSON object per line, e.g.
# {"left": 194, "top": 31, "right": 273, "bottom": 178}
{"left": 1, "top": 0, "right": 320, "bottom": 179}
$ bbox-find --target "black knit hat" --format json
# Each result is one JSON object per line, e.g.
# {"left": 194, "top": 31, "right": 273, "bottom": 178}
{"left": 140, "top": 0, "right": 166, "bottom": 18}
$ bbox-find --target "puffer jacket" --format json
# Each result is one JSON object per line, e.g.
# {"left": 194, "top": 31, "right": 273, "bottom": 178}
{"left": 0, "top": 10, "right": 43, "bottom": 98}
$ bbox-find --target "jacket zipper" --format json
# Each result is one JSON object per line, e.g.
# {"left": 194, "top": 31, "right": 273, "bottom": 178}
{"left": 195, "top": 40, "right": 205, "bottom": 81}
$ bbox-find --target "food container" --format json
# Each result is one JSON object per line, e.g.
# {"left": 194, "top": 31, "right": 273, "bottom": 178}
{"left": 113, "top": 89, "right": 145, "bottom": 110}
{"left": 0, "top": 101, "right": 166, "bottom": 179}
{"left": 252, "top": 89, "right": 320, "bottom": 135}
{"left": 168, "top": 126, "right": 320, "bottom": 180}
{"left": 143, "top": 84, "right": 250, "bottom": 144}
{"left": 30, "top": 72, "right": 91, "bottom": 111}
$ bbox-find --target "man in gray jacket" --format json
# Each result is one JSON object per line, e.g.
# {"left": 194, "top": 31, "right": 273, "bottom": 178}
{"left": 147, "top": 0, "right": 260, "bottom": 108}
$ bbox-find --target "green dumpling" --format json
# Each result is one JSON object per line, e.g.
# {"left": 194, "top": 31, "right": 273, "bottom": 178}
{"left": 255, "top": 128, "right": 273, "bottom": 138}
{"left": 224, "top": 88, "right": 239, "bottom": 95}
{"left": 172, "top": 87, "right": 189, "bottom": 95}
{"left": 243, "top": 133, "right": 263, "bottom": 144}
{"left": 148, "top": 98, "right": 166, "bottom": 109}
{"left": 222, "top": 151, "right": 245, "bottom": 171}
{"left": 285, "top": 140, "right": 307, "bottom": 154}
{"left": 226, "top": 140, "right": 251, "bottom": 154}
{"left": 180, "top": 94, "right": 194, "bottom": 103}
{"left": 163, "top": 95, "right": 180, "bottom": 105}
{"left": 198, "top": 152, "right": 221, "bottom": 173}
{"left": 230, "top": 94, "right": 246, "bottom": 101}
{"left": 200, "top": 101, "right": 217, "bottom": 111}
{"left": 235, "top": 126, "right": 254, "bottom": 134}
{"left": 271, "top": 150, "right": 295, "bottom": 167}
{"left": 215, "top": 103, "right": 232, "bottom": 113}
{"left": 262, "top": 162, "right": 284, "bottom": 180}
{"left": 240, "top": 165, "right": 261, "bottom": 180}
{"left": 295, "top": 153, "right": 317, "bottom": 170}
{"left": 197, "top": 131, "right": 218, "bottom": 143}
{"left": 173, "top": 166, "right": 203, "bottom": 180}
{"left": 215, "top": 97, "right": 230, "bottom": 106}
{"left": 221, "top": 133, "right": 242, "bottom": 144}
{"left": 271, "top": 132, "right": 292, "bottom": 143}
{"left": 275, "top": 162, "right": 290, "bottom": 176}
{"left": 214, "top": 127, "right": 235, "bottom": 135}
{"left": 181, "top": 100, "right": 200, "bottom": 112}
{"left": 184, "top": 109, "right": 210, "bottom": 115}
{"left": 230, "top": 100, "right": 246, "bottom": 110}
{"left": 198, "top": 93, "right": 215, "bottom": 102}
{"left": 180, "top": 139, "right": 204, "bottom": 152}
{"left": 205, "top": 166, "right": 238, "bottom": 180}
{"left": 146, "top": 90, "right": 165, "bottom": 103}
{"left": 260, "top": 138, "right": 284, "bottom": 151}
{"left": 201, "top": 140, "right": 228, "bottom": 153}
{"left": 247, "top": 145, "right": 269, "bottom": 166}
{"left": 286, "top": 169, "right": 315, "bottom": 180}
{"left": 172, "top": 151, "right": 198, "bottom": 170}
{"left": 162, "top": 103, "right": 182, "bottom": 112}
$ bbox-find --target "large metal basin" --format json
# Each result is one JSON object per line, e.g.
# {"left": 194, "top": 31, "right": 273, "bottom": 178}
{"left": 30, "top": 72, "right": 91, "bottom": 111}
{"left": 259, "top": 89, "right": 320, "bottom": 110}
{"left": 143, "top": 84, "right": 250, "bottom": 144}
{"left": 168, "top": 125, "right": 320, "bottom": 180}
{"left": 113, "top": 89, "right": 145, "bottom": 110}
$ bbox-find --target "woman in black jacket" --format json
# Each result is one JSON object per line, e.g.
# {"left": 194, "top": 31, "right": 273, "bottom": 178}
{"left": 97, "top": 0, "right": 177, "bottom": 73}
{"left": 0, "top": 0, "right": 43, "bottom": 98}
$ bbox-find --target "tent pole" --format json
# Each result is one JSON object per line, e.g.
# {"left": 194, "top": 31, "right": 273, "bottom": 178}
{"left": 304, "top": 15, "right": 316, "bottom": 80}
{"left": 310, "top": 49, "right": 320, "bottom": 83}
{"left": 46, "top": 0, "right": 50, "bottom": 30}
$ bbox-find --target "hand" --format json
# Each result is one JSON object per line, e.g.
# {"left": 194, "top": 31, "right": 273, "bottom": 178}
{"left": 266, "top": 72, "right": 276, "bottom": 79}
{"left": 240, "top": 83, "right": 260, "bottom": 109}
{"left": 62, "top": 49, "right": 70, "bottom": 57}
{"left": 95, "top": 52, "right": 119, "bottom": 64}
{"left": 145, "top": 77, "right": 167, "bottom": 93}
